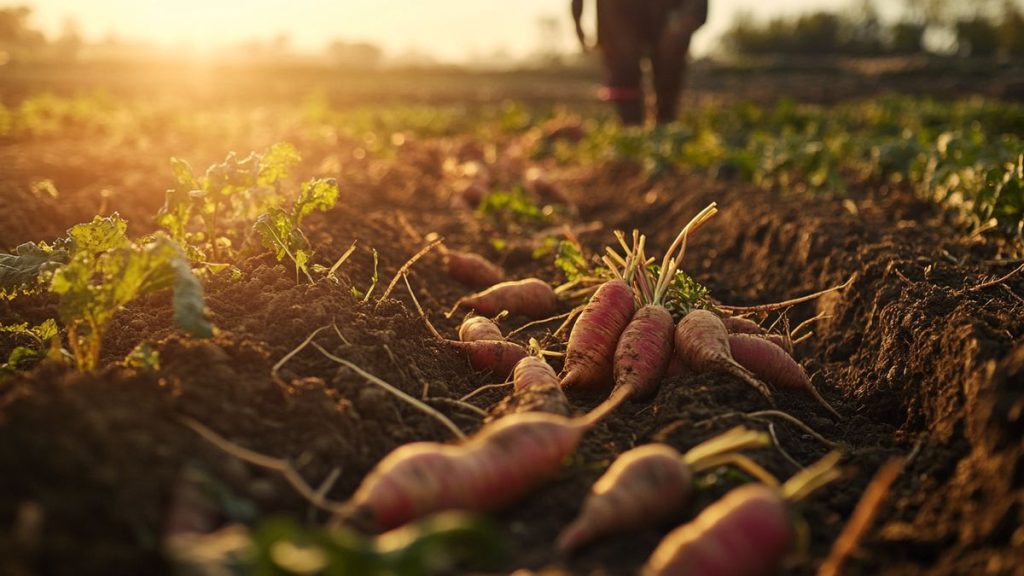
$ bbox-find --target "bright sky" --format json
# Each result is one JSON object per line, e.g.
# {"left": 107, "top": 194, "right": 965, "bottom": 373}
{"left": 26, "top": 0, "right": 879, "bottom": 61}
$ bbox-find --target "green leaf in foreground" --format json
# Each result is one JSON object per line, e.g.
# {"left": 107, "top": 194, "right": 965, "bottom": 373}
{"left": 245, "top": 512, "right": 503, "bottom": 575}
{"left": 50, "top": 233, "right": 212, "bottom": 371}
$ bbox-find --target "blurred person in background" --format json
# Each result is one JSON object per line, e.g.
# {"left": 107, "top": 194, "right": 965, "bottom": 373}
{"left": 573, "top": 0, "right": 708, "bottom": 125}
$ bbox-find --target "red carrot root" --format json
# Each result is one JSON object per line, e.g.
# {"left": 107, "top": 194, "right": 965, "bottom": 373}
{"left": 674, "top": 309, "right": 773, "bottom": 401}
{"left": 453, "top": 339, "right": 529, "bottom": 378}
{"left": 643, "top": 451, "right": 843, "bottom": 576}
{"left": 612, "top": 304, "right": 676, "bottom": 401}
{"left": 513, "top": 355, "right": 559, "bottom": 394}
{"left": 723, "top": 315, "right": 795, "bottom": 355}
{"left": 346, "top": 412, "right": 590, "bottom": 531}
{"left": 560, "top": 279, "right": 636, "bottom": 391}
{"left": 644, "top": 483, "right": 793, "bottom": 576}
{"left": 504, "top": 355, "right": 571, "bottom": 416}
{"left": 721, "top": 315, "right": 766, "bottom": 335}
{"left": 728, "top": 333, "right": 840, "bottom": 419}
{"left": 762, "top": 333, "right": 794, "bottom": 355}
{"left": 454, "top": 278, "right": 559, "bottom": 319}
{"left": 405, "top": 275, "right": 526, "bottom": 377}
{"left": 444, "top": 250, "right": 506, "bottom": 288}
{"left": 347, "top": 443, "right": 464, "bottom": 531}
{"left": 458, "top": 315, "right": 504, "bottom": 342}
{"left": 558, "top": 444, "right": 691, "bottom": 552}
{"left": 557, "top": 427, "right": 774, "bottom": 553}
{"left": 721, "top": 315, "right": 794, "bottom": 354}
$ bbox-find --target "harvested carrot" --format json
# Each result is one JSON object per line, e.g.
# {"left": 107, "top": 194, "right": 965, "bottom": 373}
{"left": 612, "top": 304, "right": 676, "bottom": 400}
{"left": 458, "top": 315, "right": 504, "bottom": 342}
{"left": 561, "top": 278, "right": 636, "bottom": 390}
{"left": 405, "top": 276, "right": 527, "bottom": 377}
{"left": 557, "top": 427, "right": 775, "bottom": 552}
{"left": 722, "top": 314, "right": 794, "bottom": 354}
{"left": 513, "top": 354, "right": 559, "bottom": 394}
{"left": 761, "top": 333, "right": 794, "bottom": 354}
{"left": 454, "top": 278, "right": 559, "bottom": 319}
{"left": 345, "top": 411, "right": 593, "bottom": 531}
{"left": 444, "top": 249, "right": 506, "bottom": 288}
{"left": 721, "top": 315, "right": 766, "bottom": 335}
{"left": 643, "top": 451, "right": 843, "bottom": 576}
{"left": 728, "top": 333, "right": 840, "bottom": 419}
{"left": 504, "top": 354, "right": 571, "bottom": 416}
{"left": 457, "top": 339, "right": 530, "bottom": 378}
{"left": 561, "top": 231, "right": 644, "bottom": 391}
{"left": 674, "top": 309, "right": 772, "bottom": 401}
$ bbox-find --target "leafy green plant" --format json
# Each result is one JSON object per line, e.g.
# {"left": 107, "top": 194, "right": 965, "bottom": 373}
{"left": 41, "top": 214, "right": 212, "bottom": 372}
{"left": 157, "top": 143, "right": 301, "bottom": 264}
{"left": 255, "top": 178, "right": 340, "bottom": 283}
{"left": 0, "top": 241, "right": 70, "bottom": 299}
{"left": 476, "top": 188, "right": 550, "bottom": 226}
{"left": 123, "top": 342, "right": 160, "bottom": 372}
{"left": 553, "top": 239, "right": 591, "bottom": 283}
{"left": 0, "top": 319, "right": 60, "bottom": 380}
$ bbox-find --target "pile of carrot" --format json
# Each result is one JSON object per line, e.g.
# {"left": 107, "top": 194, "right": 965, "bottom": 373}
{"left": 317, "top": 201, "right": 856, "bottom": 573}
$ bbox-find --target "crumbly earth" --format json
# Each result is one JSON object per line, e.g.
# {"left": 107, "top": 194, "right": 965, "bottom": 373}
{"left": 1, "top": 96, "right": 1022, "bottom": 576}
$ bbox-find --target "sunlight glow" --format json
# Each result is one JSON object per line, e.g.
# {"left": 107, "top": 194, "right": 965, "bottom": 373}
{"left": 25, "top": 0, "right": 866, "bottom": 62}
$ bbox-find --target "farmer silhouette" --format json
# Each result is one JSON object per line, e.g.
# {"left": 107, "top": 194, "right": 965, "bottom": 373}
{"left": 573, "top": 0, "right": 708, "bottom": 125}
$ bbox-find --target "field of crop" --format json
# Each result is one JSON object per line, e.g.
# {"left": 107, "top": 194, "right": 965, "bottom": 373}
{"left": 1, "top": 65, "right": 1023, "bottom": 575}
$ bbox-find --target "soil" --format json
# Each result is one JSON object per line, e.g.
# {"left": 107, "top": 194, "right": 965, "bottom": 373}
{"left": 1, "top": 99, "right": 1023, "bottom": 576}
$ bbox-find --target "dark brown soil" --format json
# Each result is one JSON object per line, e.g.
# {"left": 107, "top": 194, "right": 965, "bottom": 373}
{"left": 1, "top": 100, "right": 1022, "bottom": 576}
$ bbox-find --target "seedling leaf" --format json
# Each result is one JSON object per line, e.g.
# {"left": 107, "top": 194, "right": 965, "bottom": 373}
{"left": 0, "top": 242, "right": 70, "bottom": 298}
{"left": 258, "top": 142, "right": 301, "bottom": 187}
{"left": 294, "top": 178, "right": 339, "bottom": 221}
{"left": 67, "top": 213, "right": 129, "bottom": 254}
{"left": 170, "top": 157, "right": 196, "bottom": 189}
{"left": 50, "top": 232, "right": 212, "bottom": 371}
{"left": 554, "top": 240, "right": 589, "bottom": 282}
